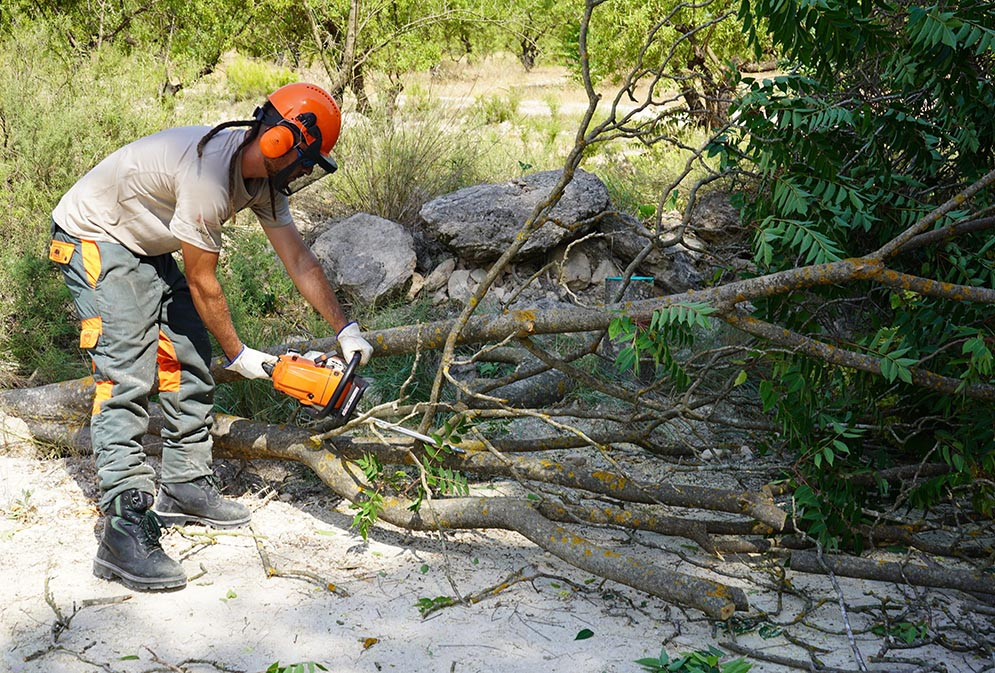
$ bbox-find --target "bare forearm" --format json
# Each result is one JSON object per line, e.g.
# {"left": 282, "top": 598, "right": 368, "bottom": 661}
{"left": 188, "top": 278, "right": 242, "bottom": 360}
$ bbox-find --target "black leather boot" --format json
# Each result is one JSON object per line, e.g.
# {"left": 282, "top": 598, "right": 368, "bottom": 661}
{"left": 93, "top": 489, "right": 186, "bottom": 591}
{"left": 153, "top": 475, "right": 251, "bottom": 529}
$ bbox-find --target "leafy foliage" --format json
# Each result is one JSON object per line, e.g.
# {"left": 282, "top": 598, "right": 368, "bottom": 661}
{"left": 349, "top": 416, "right": 470, "bottom": 540}
{"left": 609, "top": 302, "right": 716, "bottom": 385}
{"left": 636, "top": 645, "right": 752, "bottom": 673}
{"left": 264, "top": 662, "right": 328, "bottom": 673}
{"left": 714, "top": 0, "right": 995, "bottom": 547}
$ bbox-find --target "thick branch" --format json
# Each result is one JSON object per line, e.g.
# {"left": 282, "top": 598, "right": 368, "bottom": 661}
{"left": 723, "top": 312, "right": 995, "bottom": 401}
{"left": 789, "top": 550, "right": 995, "bottom": 595}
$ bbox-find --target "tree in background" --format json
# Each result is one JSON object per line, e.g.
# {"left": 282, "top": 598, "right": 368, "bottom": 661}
{"left": 562, "top": 0, "right": 765, "bottom": 127}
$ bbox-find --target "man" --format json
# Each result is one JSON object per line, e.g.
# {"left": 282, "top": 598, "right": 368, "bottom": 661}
{"left": 48, "top": 82, "right": 372, "bottom": 591}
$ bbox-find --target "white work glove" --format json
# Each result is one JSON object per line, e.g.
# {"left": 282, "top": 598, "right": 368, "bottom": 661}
{"left": 224, "top": 345, "right": 278, "bottom": 380}
{"left": 337, "top": 322, "right": 373, "bottom": 367}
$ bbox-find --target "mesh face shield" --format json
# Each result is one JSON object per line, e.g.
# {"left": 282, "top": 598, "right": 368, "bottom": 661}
{"left": 271, "top": 137, "right": 338, "bottom": 196}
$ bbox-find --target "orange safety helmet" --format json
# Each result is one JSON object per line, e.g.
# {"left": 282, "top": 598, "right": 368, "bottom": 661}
{"left": 255, "top": 82, "right": 341, "bottom": 193}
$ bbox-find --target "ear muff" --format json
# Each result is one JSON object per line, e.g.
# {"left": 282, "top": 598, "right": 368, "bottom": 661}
{"left": 259, "top": 123, "right": 299, "bottom": 159}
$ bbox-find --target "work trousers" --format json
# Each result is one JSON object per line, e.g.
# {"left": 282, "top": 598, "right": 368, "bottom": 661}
{"left": 50, "top": 222, "right": 215, "bottom": 512}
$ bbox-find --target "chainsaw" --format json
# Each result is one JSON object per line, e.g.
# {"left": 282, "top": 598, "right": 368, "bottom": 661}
{"left": 264, "top": 350, "right": 369, "bottom": 427}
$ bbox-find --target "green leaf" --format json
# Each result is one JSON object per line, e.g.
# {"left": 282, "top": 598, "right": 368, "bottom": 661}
{"left": 574, "top": 629, "right": 594, "bottom": 640}
{"left": 734, "top": 369, "right": 748, "bottom": 386}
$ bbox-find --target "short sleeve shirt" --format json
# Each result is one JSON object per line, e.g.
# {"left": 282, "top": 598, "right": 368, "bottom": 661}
{"left": 52, "top": 126, "right": 293, "bottom": 256}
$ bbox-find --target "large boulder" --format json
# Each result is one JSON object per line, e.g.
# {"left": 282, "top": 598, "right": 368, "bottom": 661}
{"left": 311, "top": 213, "right": 416, "bottom": 306}
{"left": 419, "top": 169, "right": 610, "bottom": 263}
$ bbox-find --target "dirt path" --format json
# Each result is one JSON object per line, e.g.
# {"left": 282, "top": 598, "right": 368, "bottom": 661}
{"left": 1, "top": 453, "right": 990, "bottom": 673}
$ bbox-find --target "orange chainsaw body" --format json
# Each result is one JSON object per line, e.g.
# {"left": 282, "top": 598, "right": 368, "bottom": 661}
{"left": 270, "top": 352, "right": 368, "bottom": 424}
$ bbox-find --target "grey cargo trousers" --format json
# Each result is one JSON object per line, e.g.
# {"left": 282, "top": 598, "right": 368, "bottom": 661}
{"left": 50, "top": 222, "right": 215, "bottom": 512}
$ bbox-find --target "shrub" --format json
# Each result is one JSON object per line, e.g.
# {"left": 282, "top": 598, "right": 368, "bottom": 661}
{"left": 332, "top": 102, "right": 488, "bottom": 226}
{"left": 225, "top": 53, "right": 297, "bottom": 101}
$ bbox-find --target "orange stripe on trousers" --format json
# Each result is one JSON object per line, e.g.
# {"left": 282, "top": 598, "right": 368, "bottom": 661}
{"left": 92, "top": 380, "right": 113, "bottom": 416}
{"left": 157, "top": 330, "right": 181, "bottom": 393}
{"left": 81, "top": 240, "right": 101, "bottom": 288}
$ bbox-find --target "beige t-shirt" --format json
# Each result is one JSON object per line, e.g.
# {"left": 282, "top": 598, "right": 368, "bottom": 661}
{"left": 52, "top": 126, "right": 293, "bottom": 256}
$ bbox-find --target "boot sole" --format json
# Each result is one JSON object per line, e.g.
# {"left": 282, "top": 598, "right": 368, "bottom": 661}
{"left": 152, "top": 510, "right": 251, "bottom": 530}
{"left": 93, "top": 558, "right": 187, "bottom": 591}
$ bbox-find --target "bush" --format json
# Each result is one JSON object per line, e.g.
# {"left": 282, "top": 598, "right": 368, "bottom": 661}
{"left": 332, "top": 102, "right": 489, "bottom": 226}
{"left": 474, "top": 88, "right": 522, "bottom": 125}
{"left": 225, "top": 53, "right": 298, "bottom": 101}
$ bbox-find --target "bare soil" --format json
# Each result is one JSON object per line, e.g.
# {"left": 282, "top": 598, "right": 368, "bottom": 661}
{"left": 1, "top": 450, "right": 990, "bottom": 673}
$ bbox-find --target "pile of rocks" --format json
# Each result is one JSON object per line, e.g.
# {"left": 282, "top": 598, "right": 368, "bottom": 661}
{"left": 309, "top": 168, "right": 744, "bottom": 310}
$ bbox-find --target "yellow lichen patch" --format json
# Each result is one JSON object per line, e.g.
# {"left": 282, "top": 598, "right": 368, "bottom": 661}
{"left": 512, "top": 309, "right": 537, "bottom": 323}
{"left": 706, "top": 585, "right": 731, "bottom": 598}
{"left": 612, "top": 511, "right": 633, "bottom": 524}
{"left": 592, "top": 470, "right": 628, "bottom": 490}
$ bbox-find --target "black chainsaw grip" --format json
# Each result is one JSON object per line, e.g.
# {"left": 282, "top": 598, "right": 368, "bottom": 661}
{"left": 326, "top": 352, "right": 361, "bottom": 411}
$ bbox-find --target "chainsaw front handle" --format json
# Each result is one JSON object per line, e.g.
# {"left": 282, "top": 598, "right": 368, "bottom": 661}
{"left": 325, "top": 352, "right": 362, "bottom": 413}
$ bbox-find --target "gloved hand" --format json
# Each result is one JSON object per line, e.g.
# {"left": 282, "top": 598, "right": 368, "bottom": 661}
{"left": 337, "top": 322, "right": 373, "bottom": 366}
{"left": 224, "top": 345, "right": 278, "bottom": 379}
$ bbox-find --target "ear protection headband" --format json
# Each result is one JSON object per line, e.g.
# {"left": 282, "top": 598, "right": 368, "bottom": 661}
{"left": 255, "top": 107, "right": 320, "bottom": 159}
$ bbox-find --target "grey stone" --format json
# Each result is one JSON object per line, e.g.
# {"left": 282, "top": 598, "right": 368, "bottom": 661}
{"left": 600, "top": 212, "right": 704, "bottom": 293}
{"left": 447, "top": 268, "right": 474, "bottom": 303}
{"left": 423, "top": 258, "right": 456, "bottom": 292}
{"left": 419, "top": 169, "right": 610, "bottom": 262}
{"left": 311, "top": 213, "right": 416, "bottom": 306}
{"left": 691, "top": 190, "right": 743, "bottom": 244}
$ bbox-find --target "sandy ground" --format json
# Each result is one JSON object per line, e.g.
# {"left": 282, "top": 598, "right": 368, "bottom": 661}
{"left": 1, "top": 452, "right": 992, "bottom": 673}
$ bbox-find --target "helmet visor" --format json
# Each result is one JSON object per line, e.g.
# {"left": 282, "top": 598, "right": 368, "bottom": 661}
{"left": 271, "top": 137, "right": 338, "bottom": 196}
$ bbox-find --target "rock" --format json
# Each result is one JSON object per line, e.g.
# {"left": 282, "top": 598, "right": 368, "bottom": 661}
{"left": 591, "top": 258, "right": 619, "bottom": 288}
{"left": 691, "top": 190, "right": 743, "bottom": 244}
{"left": 600, "top": 212, "right": 704, "bottom": 293}
{"left": 407, "top": 272, "right": 425, "bottom": 300}
{"left": 424, "top": 258, "right": 456, "bottom": 292}
{"left": 469, "top": 268, "right": 488, "bottom": 283}
{"left": 311, "top": 214, "right": 416, "bottom": 306}
{"left": 419, "top": 169, "right": 610, "bottom": 262}
{"left": 447, "top": 269, "right": 475, "bottom": 303}
{"left": 557, "top": 249, "right": 592, "bottom": 290}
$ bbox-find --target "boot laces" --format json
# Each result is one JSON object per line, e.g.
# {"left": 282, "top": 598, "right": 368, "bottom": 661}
{"left": 202, "top": 474, "right": 223, "bottom": 493}
{"left": 139, "top": 510, "right": 165, "bottom": 549}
